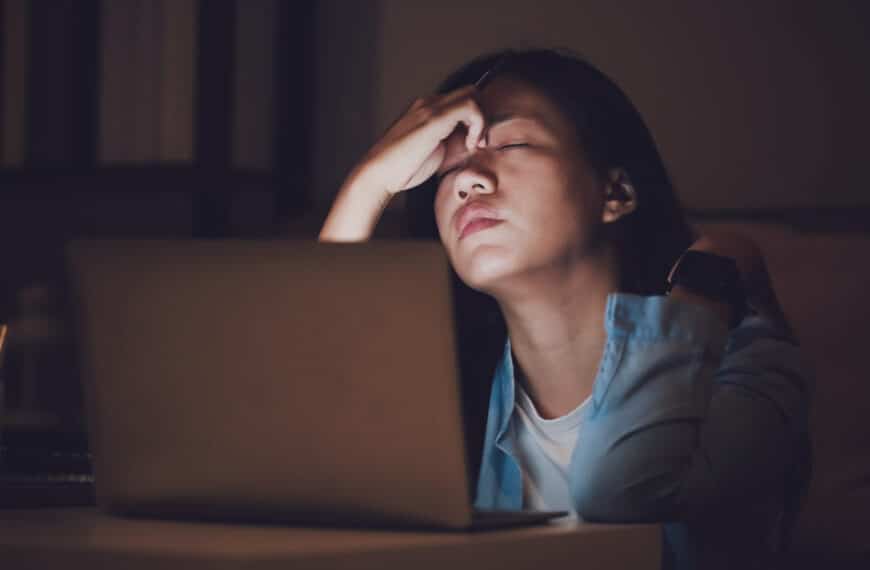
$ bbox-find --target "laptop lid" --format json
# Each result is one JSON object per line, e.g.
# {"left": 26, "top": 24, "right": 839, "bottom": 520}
{"left": 67, "top": 239, "right": 474, "bottom": 528}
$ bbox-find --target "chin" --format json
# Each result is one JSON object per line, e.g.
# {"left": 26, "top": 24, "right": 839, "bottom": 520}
{"left": 452, "top": 243, "right": 520, "bottom": 293}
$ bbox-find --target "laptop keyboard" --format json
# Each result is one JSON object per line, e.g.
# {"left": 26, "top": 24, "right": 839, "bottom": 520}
{"left": 1, "top": 431, "right": 95, "bottom": 507}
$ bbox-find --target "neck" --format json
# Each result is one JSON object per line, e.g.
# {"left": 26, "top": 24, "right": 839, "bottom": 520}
{"left": 493, "top": 249, "right": 618, "bottom": 419}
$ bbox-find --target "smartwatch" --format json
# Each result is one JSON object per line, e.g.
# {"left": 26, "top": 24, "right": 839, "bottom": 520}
{"left": 666, "top": 250, "right": 747, "bottom": 328}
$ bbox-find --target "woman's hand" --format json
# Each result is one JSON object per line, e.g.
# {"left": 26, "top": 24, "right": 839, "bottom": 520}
{"left": 361, "top": 86, "right": 486, "bottom": 195}
{"left": 319, "top": 87, "right": 485, "bottom": 242}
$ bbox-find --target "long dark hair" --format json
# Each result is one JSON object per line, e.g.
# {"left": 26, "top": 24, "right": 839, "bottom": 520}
{"left": 404, "top": 49, "right": 695, "bottom": 484}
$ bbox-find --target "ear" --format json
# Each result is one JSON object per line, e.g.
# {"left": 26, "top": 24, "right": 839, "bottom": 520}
{"left": 602, "top": 168, "right": 638, "bottom": 223}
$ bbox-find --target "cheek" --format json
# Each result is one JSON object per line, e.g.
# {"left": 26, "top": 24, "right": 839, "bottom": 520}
{"left": 509, "top": 159, "right": 579, "bottom": 226}
{"left": 511, "top": 162, "right": 599, "bottom": 251}
{"left": 433, "top": 183, "right": 453, "bottom": 241}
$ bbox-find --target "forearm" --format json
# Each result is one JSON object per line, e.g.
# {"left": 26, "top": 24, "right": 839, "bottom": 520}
{"left": 570, "top": 294, "right": 808, "bottom": 522}
{"left": 318, "top": 168, "right": 393, "bottom": 242}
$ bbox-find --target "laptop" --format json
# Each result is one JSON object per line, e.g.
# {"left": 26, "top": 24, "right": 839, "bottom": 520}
{"left": 66, "top": 240, "right": 565, "bottom": 529}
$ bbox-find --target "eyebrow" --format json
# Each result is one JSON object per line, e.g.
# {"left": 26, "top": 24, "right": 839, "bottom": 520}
{"left": 484, "top": 113, "right": 553, "bottom": 137}
{"left": 487, "top": 113, "right": 527, "bottom": 127}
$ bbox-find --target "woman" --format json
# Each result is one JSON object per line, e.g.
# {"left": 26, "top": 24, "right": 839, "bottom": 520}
{"left": 320, "top": 49, "right": 811, "bottom": 569}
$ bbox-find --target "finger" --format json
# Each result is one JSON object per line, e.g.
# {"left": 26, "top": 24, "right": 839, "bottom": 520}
{"left": 409, "top": 86, "right": 473, "bottom": 120}
{"left": 435, "top": 84, "right": 477, "bottom": 106}
{"left": 432, "top": 97, "right": 485, "bottom": 146}
{"left": 463, "top": 110, "right": 485, "bottom": 151}
{"left": 409, "top": 96, "right": 428, "bottom": 111}
{"left": 428, "top": 86, "right": 479, "bottom": 118}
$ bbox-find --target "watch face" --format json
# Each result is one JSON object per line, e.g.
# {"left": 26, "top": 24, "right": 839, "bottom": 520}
{"left": 669, "top": 251, "right": 744, "bottom": 306}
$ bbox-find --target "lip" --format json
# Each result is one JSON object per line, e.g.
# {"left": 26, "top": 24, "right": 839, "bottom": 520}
{"left": 454, "top": 202, "right": 503, "bottom": 241}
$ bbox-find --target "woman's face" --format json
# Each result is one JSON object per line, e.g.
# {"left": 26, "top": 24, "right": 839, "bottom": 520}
{"left": 434, "top": 76, "right": 607, "bottom": 295}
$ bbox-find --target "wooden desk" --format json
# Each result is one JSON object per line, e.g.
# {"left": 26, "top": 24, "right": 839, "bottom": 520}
{"left": 0, "top": 508, "right": 660, "bottom": 569}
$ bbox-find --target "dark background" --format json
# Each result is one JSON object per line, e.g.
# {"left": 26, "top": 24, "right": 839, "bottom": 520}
{"left": 1, "top": 0, "right": 868, "bottom": 565}
{"left": 5, "top": 0, "right": 867, "bottom": 430}
{"left": 0, "top": 0, "right": 316, "bottom": 434}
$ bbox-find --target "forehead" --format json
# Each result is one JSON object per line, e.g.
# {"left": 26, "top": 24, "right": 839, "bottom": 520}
{"left": 475, "top": 76, "right": 574, "bottom": 140}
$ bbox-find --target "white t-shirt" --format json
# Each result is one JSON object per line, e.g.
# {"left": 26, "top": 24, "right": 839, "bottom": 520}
{"left": 511, "top": 384, "right": 591, "bottom": 521}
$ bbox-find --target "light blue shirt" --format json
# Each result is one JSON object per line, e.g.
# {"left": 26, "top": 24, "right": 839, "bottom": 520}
{"left": 473, "top": 293, "right": 811, "bottom": 570}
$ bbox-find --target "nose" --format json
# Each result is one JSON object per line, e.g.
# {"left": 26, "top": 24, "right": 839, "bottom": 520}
{"left": 454, "top": 164, "right": 496, "bottom": 201}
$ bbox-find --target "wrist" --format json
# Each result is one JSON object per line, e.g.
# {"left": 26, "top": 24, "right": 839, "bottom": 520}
{"left": 667, "top": 286, "right": 734, "bottom": 326}
{"left": 666, "top": 250, "right": 747, "bottom": 328}
{"left": 341, "top": 165, "right": 393, "bottom": 208}
{"left": 318, "top": 169, "right": 393, "bottom": 242}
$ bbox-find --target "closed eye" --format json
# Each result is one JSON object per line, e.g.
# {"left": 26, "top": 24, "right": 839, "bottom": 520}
{"left": 437, "top": 143, "right": 529, "bottom": 180}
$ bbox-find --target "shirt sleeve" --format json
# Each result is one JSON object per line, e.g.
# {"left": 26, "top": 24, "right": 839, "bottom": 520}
{"left": 570, "top": 293, "right": 811, "bottom": 523}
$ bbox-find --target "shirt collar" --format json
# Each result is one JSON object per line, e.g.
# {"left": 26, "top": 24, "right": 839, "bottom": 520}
{"left": 493, "top": 337, "right": 516, "bottom": 441}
